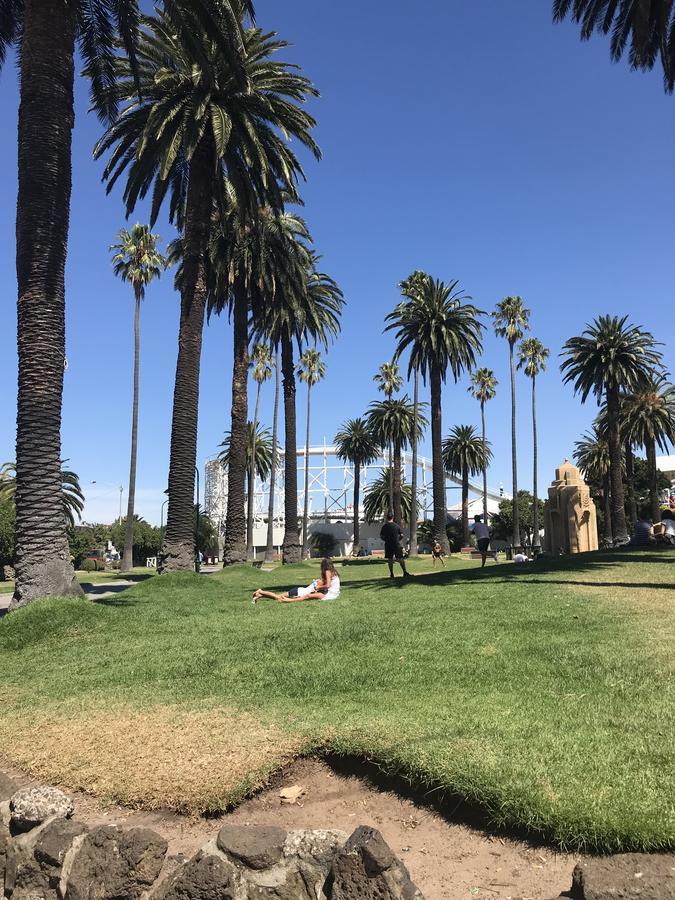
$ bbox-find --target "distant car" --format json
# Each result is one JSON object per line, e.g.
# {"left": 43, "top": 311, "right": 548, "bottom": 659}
{"left": 84, "top": 550, "right": 106, "bottom": 564}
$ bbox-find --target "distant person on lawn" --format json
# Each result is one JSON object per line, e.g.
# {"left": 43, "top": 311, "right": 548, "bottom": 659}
{"left": 380, "top": 514, "right": 411, "bottom": 580}
{"left": 472, "top": 516, "right": 493, "bottom": 568}
{"left": 252, "top": 558, "right": 341, "bottom": 603}
{"left": 431, "top": 539, "right": 445, "bottom": 567}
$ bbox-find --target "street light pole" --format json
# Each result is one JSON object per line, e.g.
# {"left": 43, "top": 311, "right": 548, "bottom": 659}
{"left": 160, "top": 498, "right": 169, "bottom": 532}
{"left": 118, "top": 485, "right": 123, "bottom": 524}
{"left": 194, "top": 465, "right": 200, "bottom": 573}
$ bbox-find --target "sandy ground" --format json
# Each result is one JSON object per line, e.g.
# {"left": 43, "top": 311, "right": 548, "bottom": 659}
{"left": 2, "top": 756, "right": 577, "bottom": 899}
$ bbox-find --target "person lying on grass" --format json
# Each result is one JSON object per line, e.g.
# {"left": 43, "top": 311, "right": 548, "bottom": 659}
{"left": 252, "top": 558, "right": 341, "bottom": 604}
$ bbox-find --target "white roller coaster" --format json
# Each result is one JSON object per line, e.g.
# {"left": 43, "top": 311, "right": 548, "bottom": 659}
{"left": 204, "top": 443, "right": 508, "bottom": 539}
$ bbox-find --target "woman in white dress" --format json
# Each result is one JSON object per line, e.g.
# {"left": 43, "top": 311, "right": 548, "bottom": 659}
{"left": 252, "top": 558, "right": 341, "bottom": 604}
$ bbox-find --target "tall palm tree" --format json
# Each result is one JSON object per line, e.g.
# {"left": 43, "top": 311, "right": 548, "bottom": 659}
{"left": 442, "top": 426, "right": 492, "bottom": 546}
{"left": 297, "top": 348, "right": 326, "bottom": 556}
{"left": 364, "top": 469, "right": 412, "bottom": 524}
{"left": 219, "top": 422, "right": 273, "bottom": 554}
{"left": 573, "top": 426, "right": 613, "bottom": 544}
{"left": 468, "top": 368, "right": 498, "bottom": 524}
{"left": 398, "top": 270, "right": 429, "bottom": 557}
{"left": 264, "top": 345, "right": 281, "bottom": 562}
{"left": 1, "top": 0, "right": 251, "bottom": 607}
{"left": 95, "top": 14, "right": 319, "bottom": 573}
{"left": 492, "top": 296, "right": 530, "bottom": 552}
{"left": 334, "top": 417, "right": 379, "bottom": 554}
{"left": 621, "top": 376, "right": 675, "bottom": 523}
{"left": 553, "top": 0, "right": 675, "bottom": 92}
{"left": 110, "top": 224, "right": 164, "bottom": 573}
{"left": 373, "top": 361, "right": 403, "bottom": 514}
{"left": 561, "top": 315, "right": 662, "bottom": 544}
{"left": 517, "top": 338, "right": 549, "bottom": 552}
{"left": 366, "top": 397, "right": 428, "bottom": 526}
{"left": 256, "top": 253, "right": 343, "bottom": 563}
{"left": 386, "top": 275, "right": 484, "bottom": 554}
{"left": 0, "top": 461, "right": 84, "bottom": 530}
{"left": 247, "top": 343, "right": 273, "bottom": 559}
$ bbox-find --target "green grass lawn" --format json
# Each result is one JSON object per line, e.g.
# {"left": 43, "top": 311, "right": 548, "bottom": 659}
{"left": 0, "top": 549, "right": 672, "bottom": 852}
{"left": 0, "top": 567, "right": 156, "bottom": 593}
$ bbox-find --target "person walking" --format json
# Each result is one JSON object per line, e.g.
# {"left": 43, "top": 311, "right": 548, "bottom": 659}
{"left": 380, "top": 514, "right": 411, "bottom": 580}
{"left": 473, "top": 515, "right": 493, "bottom": 568}
{"left": 431, "top": 539, "right": 445, "bottom": 567}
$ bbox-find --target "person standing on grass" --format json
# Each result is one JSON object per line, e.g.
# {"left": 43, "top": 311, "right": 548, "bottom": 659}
{"left": 380, "top": 514, "right": 411, "bottom": 580}
{"left": 473, "top": 515, "right": 493, "bottom": 568}
{"left": 431, "top": 539, "right": 445, "bottom": 567}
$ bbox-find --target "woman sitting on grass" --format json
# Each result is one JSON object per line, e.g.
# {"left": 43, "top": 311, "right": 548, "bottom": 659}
{"left": 252, "top": 558, "right": 341, "bottom": 604}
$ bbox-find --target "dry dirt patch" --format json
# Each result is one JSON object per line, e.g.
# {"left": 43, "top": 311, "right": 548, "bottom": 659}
{"left": 0, "top": 705, "right": 301, "bottom": 813}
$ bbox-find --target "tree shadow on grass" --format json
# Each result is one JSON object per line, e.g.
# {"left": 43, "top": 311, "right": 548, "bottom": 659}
{"left": 340, "top": 548, "right": 675, "bottom": 595}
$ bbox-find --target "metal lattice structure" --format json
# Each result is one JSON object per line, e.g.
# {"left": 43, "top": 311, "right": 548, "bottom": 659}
{"left": 204, "top": 443, "right": 507, "bottom": 536}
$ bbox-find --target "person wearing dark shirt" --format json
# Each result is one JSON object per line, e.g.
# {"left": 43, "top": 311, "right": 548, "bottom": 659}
{"left": 380, "top": 514, "right": 411, "bottom": 579}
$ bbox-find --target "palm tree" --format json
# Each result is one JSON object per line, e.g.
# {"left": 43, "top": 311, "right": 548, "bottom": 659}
{"left": 95, "top": 14, "right": 319, "bottom": 572}
{"left": 517, "top": 338, "right": 549, "bottom": 552}
{"left": 297, "top": 348, "right": 326, "bottom": 556}
{"left": 442, "top": 426, "right": 492, "bottom": 546}
{"left": 110, "top": 224, "right": 164, "bottom": 573}
{"left": 398, "top": 270, "right": 430, "bottom": 557}
{"left": 553, "top": 1, "right": 675, "bottom": 93}
{"left": 492, "top": 296, "right": 530, "bottom": 552}
{"left": 1, "top": 0, "right": 251, "bottom": 607}
{"left": 573, "top": 427, "right": 613, "bottom": 544}
{"left": 334, "top": 418, "right": 379, "bottom": 554}
{"left": 219, "top": 423, "right": 273, "bottom": 555}
{"left": 364, "top": 469, "right": 412, "bottom": 524}
{"left": 264, "top": 345, "right": 281, "bottom": 563}
{"left": 621, "top": 377, "right": 675, "bottom": 523}
{"left": 0, "top": 461, "right": 84, "bottom": 530}
{"left": 367, "top": 397, "right": 428, "bottom": 526}
{"left": 256, "top": 253, "right": 343, "bottom": 563}
{"left": 561, "top": 315, "right": 662, "bottom": 544}
{"left": 385, "top": 275, "right": 484, "bottom": 554}
{"left": 373, "top": 361, "right": 403, "bottom": 514}
{"left": 468, "top": 368, "right": 498, "bottom": 523}
{"left": 247, "top": 343, "right": 273, "bottom": 560}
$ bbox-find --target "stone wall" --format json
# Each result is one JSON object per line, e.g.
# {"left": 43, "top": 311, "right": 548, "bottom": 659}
{"left": 1, "top": 774, "right": 673, "bottom": 899}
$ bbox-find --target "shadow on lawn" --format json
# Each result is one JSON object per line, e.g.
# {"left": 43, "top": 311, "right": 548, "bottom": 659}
{"left": 342, "top": 548, "right": 675, "bottom": 595}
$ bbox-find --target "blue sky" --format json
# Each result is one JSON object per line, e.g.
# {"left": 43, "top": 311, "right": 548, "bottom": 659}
{"left": 1, "top": 0, "right": 674, "bottom": 524}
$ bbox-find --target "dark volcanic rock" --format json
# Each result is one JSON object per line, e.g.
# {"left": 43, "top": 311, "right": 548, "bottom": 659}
{"left": 63, "top": 825, "right": 167, "bottom": 900}
{"left": 154, "top": 851, "right": 236, "bottom": 899}
{"left": 217, "top": 824, "right": 287, "bottom": 870}
{"left": 330, "top": 826, "right": 424, "bottom": 900}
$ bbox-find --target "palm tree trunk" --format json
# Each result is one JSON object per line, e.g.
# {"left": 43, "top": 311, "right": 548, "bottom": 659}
{"left": 480, "top": 401, "right": 488, "bottom": 524}
{"left": 430, "top": 364, "right": 449, "bottom": 555}
{"left": 264, "top": 346, "right": 280, "bottom": 562}
{"left": 301, "top": 382, "right": 311, "bottom": 556}
{"left": 602, "top": 472, "right": 613, "bottom": 545}
{"left": 531, "top": 374, "right": 541, "bottom": 552}
{"left": 12, "top": 0, "right": 83, "bottom": 608}
{"left": 509, "top": 341, "right": 520, "bottom": 551}
{"left": 393, "top": 442, "right": 402, "bottom": 525}
{"left": 624, "top": 440, "right": 637, "bottom": 527}
{"left": 122, "top": 289, "right": 142, "bottom": 572}
{"left": 388, "top": 443, "right": 393, "bottom": 515}
{"left": 246, "top": 380, "right": 263, "bottom": 560}
{"left": 159, "top": 131, "right": 214, "bottom": 573}
{"left": 281, "top": 332, "right": 301, "bottom": 563}
{"left": 606, "top": 385, "right": 629, "bottom": 543}
{"left": 647, "top": 437, "right": 661, "bottom": 524}
{"left": 223, "top": 280, "right": 249, "bottom": 566}
{"left": 409, "top": 367, "right": 419, "bottom": 557}
{"left": 462, "top": 464, "right": 470, "bottom": 546}
{"left": 353, "top": 462, "right": 361, "bottom": 552}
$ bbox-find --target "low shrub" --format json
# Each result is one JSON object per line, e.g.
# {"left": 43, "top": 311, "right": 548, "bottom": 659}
{"left": 80, "top": 559, "right": 96, "bottom": 573}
